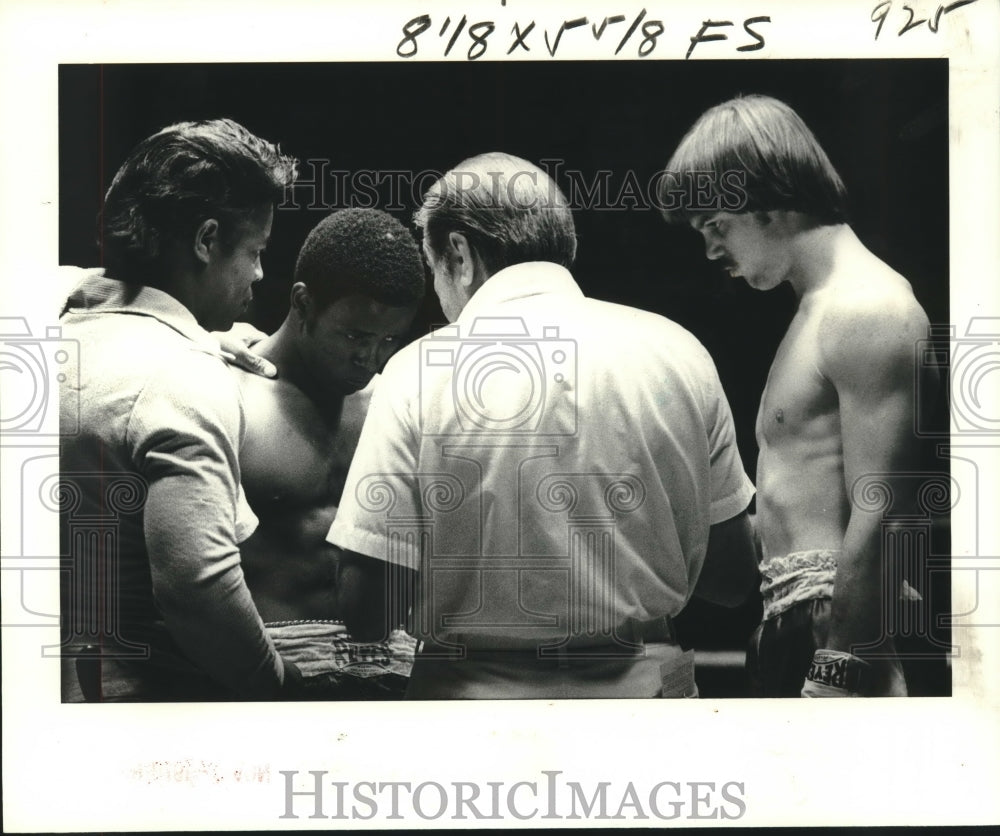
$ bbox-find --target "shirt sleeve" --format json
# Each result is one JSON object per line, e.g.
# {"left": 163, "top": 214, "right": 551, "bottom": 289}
{"left": 327, "top": 359, "right": 423, "bottom": 570}
{"left": 701, "top": 357, "right": 756, "bottom": 525}
{"left": 234, "top": 483, "right": 259, "bottom": 544}
{"left": 126, "top": 355, "right": 283, "bottom": 699}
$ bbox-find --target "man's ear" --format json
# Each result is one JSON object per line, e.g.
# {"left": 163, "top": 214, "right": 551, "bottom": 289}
{"left": 289, "top": 282, "right": 313, "bottom": 328}
{"left": 193, "top": 218, "right": 221, "bottom": 265}
{"left": 447, "top": 231, "right": 478, "bottom": 289}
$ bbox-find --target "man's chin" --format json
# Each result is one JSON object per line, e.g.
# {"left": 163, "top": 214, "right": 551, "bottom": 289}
{"left": 336, "top": 377, "right": 373, "bottom": 395}
{"left": 745, "top": 274, "right": 781, "bottom": 291}
{"left": 205, "top": 316, "right": 236, "bottom": 334}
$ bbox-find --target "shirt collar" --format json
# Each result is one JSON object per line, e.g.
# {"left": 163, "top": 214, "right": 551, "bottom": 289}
{"left": 61, "top": 271, "right": 224, "bottom": 356}
{"left": 457, "top": 262, "right": 584, "bottom": 323}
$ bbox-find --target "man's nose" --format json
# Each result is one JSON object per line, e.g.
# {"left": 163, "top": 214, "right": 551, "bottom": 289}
{"left": 354, "top": 341, "right": 382, "bottom": 373}
{"left": 704, "top": 236, "right": 725, "bottom": 261}
{"left": 253, "top": 261, "right": 264, "bottom": 282}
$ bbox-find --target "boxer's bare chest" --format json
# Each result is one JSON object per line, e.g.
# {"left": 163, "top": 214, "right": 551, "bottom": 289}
{"left": 756, "top": 305, "right": 839, "bottom": 451}
{"left": 238, "top": 374, "right": 356, "bottom": 514}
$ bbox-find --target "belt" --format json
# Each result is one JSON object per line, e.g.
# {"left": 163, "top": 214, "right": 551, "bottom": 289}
{"left": 620, "top": 615, "right": 677, "bottom": 645}
{"left": 540, "top": 615, "right": 678, "bottom": 664}
{"left": 424, "top": 615, "right": 679, "bottom": 661}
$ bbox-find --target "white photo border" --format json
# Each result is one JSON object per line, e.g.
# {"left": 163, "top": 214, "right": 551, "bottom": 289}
{"left": 1, "top": 0, "right": 998, "bottom": 829}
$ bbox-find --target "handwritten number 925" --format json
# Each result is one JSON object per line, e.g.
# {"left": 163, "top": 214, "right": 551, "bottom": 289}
{"left": 871, "top": 0, "right": 979, "bottom": 40}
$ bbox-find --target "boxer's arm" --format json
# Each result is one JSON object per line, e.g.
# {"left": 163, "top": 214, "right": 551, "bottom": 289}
{"left": 818, "top": 299, "right": 929, "bottom": 695}
{"left": 693, "top": 510, "right": 758, "bottom": 607}
{"left": 694, "top": 342, "right": 758, "bottom": 608}
{"left": 747, "top": 510, "right": 763, "bottom": 563}
{"left": 337, "top": 550, "right": 414, "bottom": 643}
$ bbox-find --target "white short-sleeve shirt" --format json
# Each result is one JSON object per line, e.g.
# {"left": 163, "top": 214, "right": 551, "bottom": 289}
{"left": 329, "top": 262, "right": 754, "bottom": 650}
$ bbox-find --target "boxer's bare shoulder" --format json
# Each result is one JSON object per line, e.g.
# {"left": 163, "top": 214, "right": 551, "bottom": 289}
{"left": 815, "top": 260, "right": 929, "bottom": 386}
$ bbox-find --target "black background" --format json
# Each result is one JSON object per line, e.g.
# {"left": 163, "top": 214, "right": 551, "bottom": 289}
{"left": 59, "top": 60, "right": 950, "bottom": 688}
{"left": 59, "top": 59, "right": 949, "bottom": 474}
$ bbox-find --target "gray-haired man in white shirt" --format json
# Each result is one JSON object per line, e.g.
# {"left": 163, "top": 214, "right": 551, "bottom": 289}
{"left": 328, "top": 152, "right": 758, "bottom": 699}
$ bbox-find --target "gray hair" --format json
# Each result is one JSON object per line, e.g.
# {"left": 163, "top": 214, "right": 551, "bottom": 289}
{"left": 414, "top": 152, "right": 577, "bottom": 273}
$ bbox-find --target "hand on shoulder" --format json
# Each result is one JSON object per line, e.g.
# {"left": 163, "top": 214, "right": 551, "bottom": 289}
{"left": 214, "top": 322, "right": 277, "bottom": 378}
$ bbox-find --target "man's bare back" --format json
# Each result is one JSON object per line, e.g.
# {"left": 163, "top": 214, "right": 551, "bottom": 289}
{"left": 236, "top": 369, "right": 371, "bottom": 622}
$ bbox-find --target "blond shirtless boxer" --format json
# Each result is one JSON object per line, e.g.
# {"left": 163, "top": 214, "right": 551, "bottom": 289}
{"left": 662, "top": 95, "right": 936, "bottom": 697}
{"left": 232, "top": 208, "right": 425, "bottom": 697}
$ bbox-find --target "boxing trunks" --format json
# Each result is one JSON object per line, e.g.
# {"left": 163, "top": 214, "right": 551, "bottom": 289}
{"left": 747, "top": 550, "right": 906, "bottom": 697}
{"left": 266, "top": 620, "right": 416, "bottom": 700}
